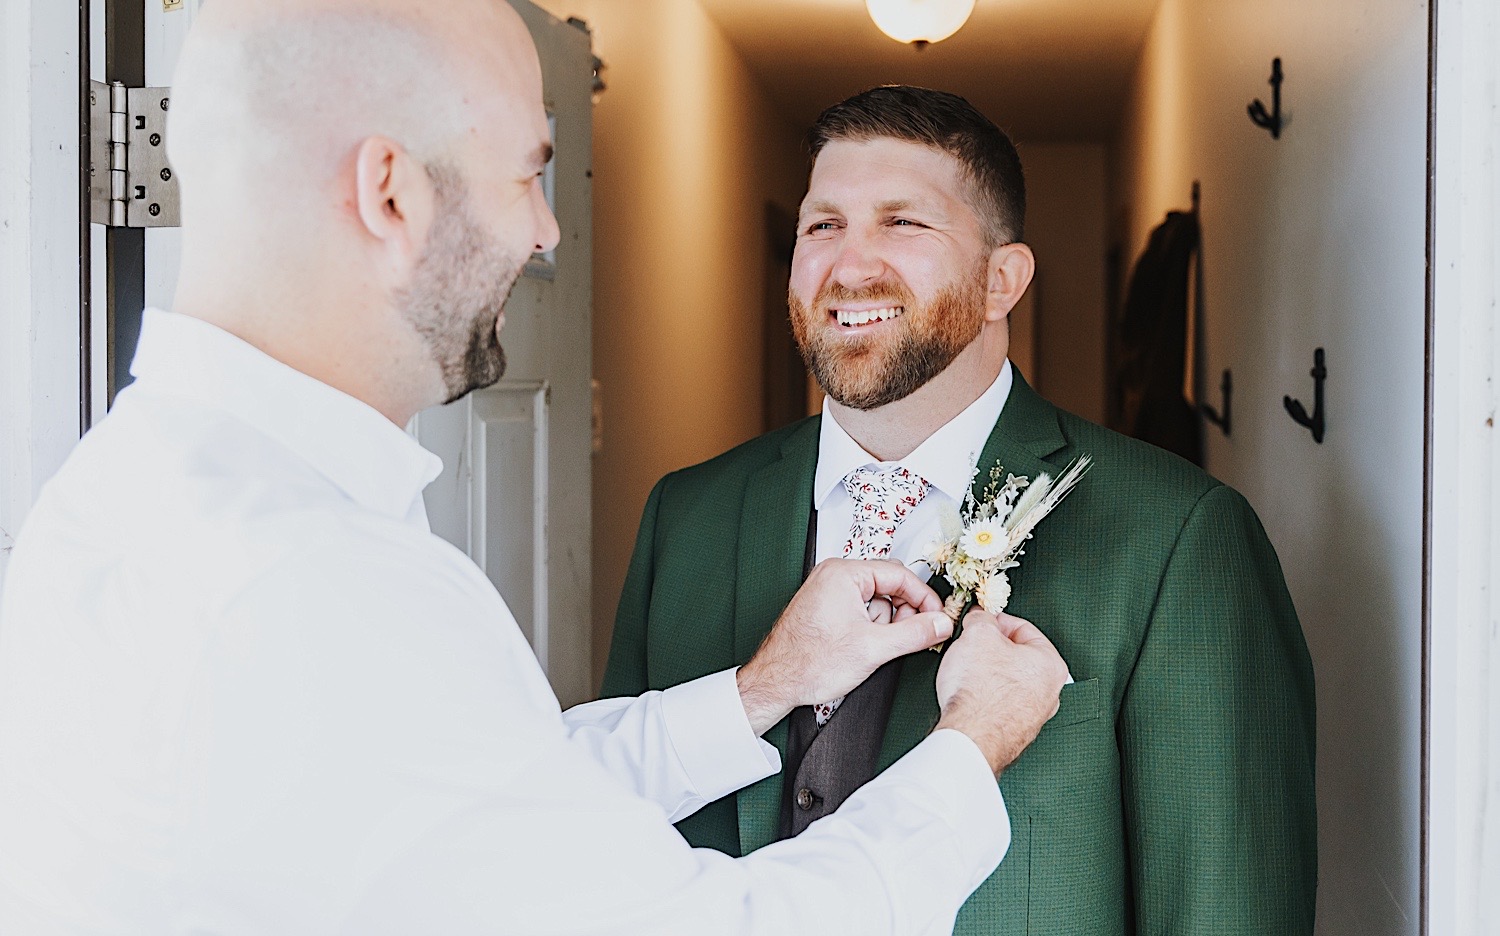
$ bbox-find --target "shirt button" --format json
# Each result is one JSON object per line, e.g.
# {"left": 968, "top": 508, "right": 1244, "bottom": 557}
{"left": 796, "top": 788, "right": 815, "bottom": 810}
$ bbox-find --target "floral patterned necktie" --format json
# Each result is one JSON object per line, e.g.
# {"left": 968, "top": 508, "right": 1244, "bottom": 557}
{"left": 813, "top": 464, "right": 931, "bottom": 727}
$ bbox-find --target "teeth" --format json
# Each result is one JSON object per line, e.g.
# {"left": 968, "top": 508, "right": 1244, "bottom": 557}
{"left": 835, "top": 306, "right": 904, "bottom": 327}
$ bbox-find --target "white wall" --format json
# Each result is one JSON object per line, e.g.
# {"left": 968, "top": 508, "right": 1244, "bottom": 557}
{"left": 1112, "top": 0, "right": 1428, "bottom": 931}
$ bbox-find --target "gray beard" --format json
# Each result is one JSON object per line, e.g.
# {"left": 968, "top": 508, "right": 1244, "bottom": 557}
{"left": 397, "top": 162, "right": 525, "bottom": 404}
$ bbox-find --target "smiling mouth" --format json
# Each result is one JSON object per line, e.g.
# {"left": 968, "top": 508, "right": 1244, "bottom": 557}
{"left": 833, "top": 306, "right": 905, "bottom": 329}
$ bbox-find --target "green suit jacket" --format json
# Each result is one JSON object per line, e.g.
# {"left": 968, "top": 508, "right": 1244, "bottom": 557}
{"left": 603, "top": 374, "right": 1316, "bottom": 934}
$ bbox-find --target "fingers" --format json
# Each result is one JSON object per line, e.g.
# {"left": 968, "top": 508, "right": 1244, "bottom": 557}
{"left": 927, "top": 610, "right": 956, "bottom": 644}
{"left": 967, "top": 609, "right": 1049, "bottom": 648}
{"left": 858, "top": 559, "right": 943, "bottom": 614}
{"left": 873, "top": 610, "right": 954, "bottom": 658}
{"left": 867, "top": 596, "right": 894, "bottom": 624}
{"left": 957, "top": 608, "right": 1005, "bottom": 644}
{"left": 967, "top": 609, "right": 1069, "bottom": 690}
{"left": 1001, "top": 614, "right": 1059, "bottom": 655}
{"left": 890, "top": 600, "right": 921, "bottom": 622}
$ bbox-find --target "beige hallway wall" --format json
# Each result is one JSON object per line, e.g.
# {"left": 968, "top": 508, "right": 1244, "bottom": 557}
{"left": 531, "top": 0, "right": 808, "bottom": 691}
{"left": 1018, "top": 142, "right": 1109, "bottom": 424}
{"left": 1111, "top": 0, "right": 1429, "bottom": 930}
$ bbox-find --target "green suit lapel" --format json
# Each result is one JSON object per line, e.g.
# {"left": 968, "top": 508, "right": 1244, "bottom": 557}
{"left": 975, "top": 370, "right": 1070, "bottom": 489}
{"left": 733, "top": 418, "right": 820, "bottom": 854}
{"left": 876, "top": 370, "right": 1070, "bottom": 772}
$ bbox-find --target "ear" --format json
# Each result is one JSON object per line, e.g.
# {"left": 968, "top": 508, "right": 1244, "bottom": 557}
{"left": 353, "top": 135, "right": 437, "bottom": 282}
{"left": 983, "top": 242, "right": 1036, "bottom": 323}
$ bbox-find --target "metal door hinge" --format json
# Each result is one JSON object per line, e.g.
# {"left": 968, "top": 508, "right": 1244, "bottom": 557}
{"left": 89, "top": 80, "right": 180, "bottom": 228}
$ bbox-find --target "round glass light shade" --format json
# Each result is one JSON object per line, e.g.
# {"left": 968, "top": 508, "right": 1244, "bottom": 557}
{"left": 865, "top": 0, "right": 977, "bottom": 45}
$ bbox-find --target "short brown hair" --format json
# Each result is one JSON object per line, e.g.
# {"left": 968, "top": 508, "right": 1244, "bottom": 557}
{"left": 806, "top": 86, "right": 1025, "bottom": 246}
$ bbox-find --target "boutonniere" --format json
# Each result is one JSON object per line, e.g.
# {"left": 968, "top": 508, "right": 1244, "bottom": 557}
{"left": 923, "top": 455, "right": 1093, "bottom": 632}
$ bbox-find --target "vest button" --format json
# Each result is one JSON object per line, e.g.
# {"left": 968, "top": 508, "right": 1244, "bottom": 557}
{"left": 796, "top": 787, "right": 815, "bottom": 810}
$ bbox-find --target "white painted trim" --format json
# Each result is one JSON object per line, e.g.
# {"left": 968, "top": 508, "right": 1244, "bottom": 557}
{"left": 1427, "top": 0, "right": 1500, "bottom": 931}
{"left": 0, "top": 1, "right": 84, "bottom": 590}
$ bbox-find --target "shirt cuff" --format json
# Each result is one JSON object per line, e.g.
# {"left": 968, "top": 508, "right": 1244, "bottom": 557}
{"left": 660, "top": 668, "right": 782, "bottom": 804}
{"left": 881, "top": 728, "right": 1011, "bottom": 890}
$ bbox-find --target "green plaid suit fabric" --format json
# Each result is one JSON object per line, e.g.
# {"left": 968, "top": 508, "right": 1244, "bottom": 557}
{"left": 602, "top": 373, "right": 1317, "bottom": 934}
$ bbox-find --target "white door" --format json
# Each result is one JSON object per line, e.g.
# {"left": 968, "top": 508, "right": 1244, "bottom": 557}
{"left": 414, "top": 3, "right": 595, "bottom": 708}
{"left": 94, "top": 0, "right": 596, "bottom": 708}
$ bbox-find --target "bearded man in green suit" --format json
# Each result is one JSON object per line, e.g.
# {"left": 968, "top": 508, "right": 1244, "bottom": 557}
{"left": 603, "top": 86, "right": 1316, "bottom": 934}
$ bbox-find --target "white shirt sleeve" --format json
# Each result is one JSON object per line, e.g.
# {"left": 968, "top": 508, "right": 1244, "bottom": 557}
{"left": 562, "top": 669, "right": 781, "bottom": 823}
{"left": 341, "top": 727, "right": 1010, "bottom": 936}
{"left": 186, "top": 537, "right": 1008, "bottom": 936}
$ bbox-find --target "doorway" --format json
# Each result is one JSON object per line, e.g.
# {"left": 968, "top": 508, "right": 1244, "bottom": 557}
{"left": 540, "top": 0, "right": 1432, "bottom": 931}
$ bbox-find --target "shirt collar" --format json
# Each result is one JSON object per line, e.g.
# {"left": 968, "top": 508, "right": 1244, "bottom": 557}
{"left": 127, "top": 309, "right": 443, "bottom": 521}
{"left": 814, "top": 360, "right": 1013, "bottom": 507}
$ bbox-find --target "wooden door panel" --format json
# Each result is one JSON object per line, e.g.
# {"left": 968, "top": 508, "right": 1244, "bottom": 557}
{"left": 473, "top": 384, "right": 549, "bottom": 659}
{"left": 418, "top": 1, "right": 593, "bottom": 707}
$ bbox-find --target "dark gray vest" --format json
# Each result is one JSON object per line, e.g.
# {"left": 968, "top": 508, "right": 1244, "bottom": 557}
{"left": 776, "top": 514, "right": 904, "bottom": 839}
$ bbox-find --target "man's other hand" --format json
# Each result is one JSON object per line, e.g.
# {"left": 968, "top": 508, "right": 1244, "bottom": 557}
{"left": 934, "top": 609, "right": 1069, "bottom": 776}
{"left": 735, "top": 558, "right": 952, "bottom": 735}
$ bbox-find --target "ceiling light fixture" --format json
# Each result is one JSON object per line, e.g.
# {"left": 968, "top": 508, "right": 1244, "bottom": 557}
{"left": 865, "top": 0, "right": 977, "bottom": 49}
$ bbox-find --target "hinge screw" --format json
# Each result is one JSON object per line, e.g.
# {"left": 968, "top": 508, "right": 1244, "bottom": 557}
{"left": 149, "top": 133, "right": 162, "bottom": 146}
{"left": 160, "top": 168, "right": 172, "bottom": 182}
{"left": 148, "top": 203, "right": 161, "bottom": 217}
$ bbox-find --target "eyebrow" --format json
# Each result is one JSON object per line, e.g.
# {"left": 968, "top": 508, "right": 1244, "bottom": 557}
{"left": 801, "top": 199, "right": 841, "bottom": 218}
{"left": 800, "top": 197, "right": 936, "bottom": 219}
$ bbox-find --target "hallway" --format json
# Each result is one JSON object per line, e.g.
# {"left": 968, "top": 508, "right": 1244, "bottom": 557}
{"left": 534, "top": 0, "right": 1428, "bottom": 931}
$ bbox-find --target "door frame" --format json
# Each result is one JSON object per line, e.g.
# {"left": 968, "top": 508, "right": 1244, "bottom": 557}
{"left": 1424, "top": 0, "right": 1500, "bottom": 931}
{"left": 1, "top": 0, "right": 90, "bottom": 587}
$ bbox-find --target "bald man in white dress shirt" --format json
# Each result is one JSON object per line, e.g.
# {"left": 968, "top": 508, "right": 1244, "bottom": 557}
{"left": 0, "top": 2, "right": 1069, "bottom": 933}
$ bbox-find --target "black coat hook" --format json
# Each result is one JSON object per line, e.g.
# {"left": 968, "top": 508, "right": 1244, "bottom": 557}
{"left": 1283, "top": 347, "right": 1326, "bottom": 443}
{"left": 1202, "top": 369, "right": 1232, "bottom": 437}
{"left": 1247, "top": 58, "right": 1284, "bottom": 139}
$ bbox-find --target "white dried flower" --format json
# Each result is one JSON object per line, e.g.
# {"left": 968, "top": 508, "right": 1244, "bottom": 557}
{"left": 976, "top": 571, "right": 1012, "bottom": 613}
{"left": 959, "top": 518, "right": 1008, "bottom": 561}
{"left": 923, "top": 537, "right": 956, "bottom": 567}
{"left": 947, "top": 554, "right": 986, "bottom": 590}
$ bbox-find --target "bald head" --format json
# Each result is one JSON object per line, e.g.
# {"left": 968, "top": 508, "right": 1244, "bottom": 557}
{"left": 164, "top": 0, "right": 559, "bottom": 426}
{"left": 169, "top": 0, "right": 537, "bottom": 206}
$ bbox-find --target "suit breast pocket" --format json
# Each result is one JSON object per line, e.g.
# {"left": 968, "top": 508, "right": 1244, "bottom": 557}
{"left": 1018, "top": 676, "right": 1112, "bottom": 802}
{"left": 1043, "top": 676, "right": 1102, "bottom": 730}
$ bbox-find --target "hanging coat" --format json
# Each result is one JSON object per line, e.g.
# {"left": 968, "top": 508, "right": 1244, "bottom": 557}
{"left": 1111, "top": 209, "right": 1202, "bottom": 465}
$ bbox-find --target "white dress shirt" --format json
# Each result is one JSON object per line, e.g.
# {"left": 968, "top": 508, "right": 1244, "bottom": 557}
{"left": 0, "top": 310, "right": 1010, "bottom": 935}
{"left": 815, "top": 362, "right": 1013, "bottom": 571}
